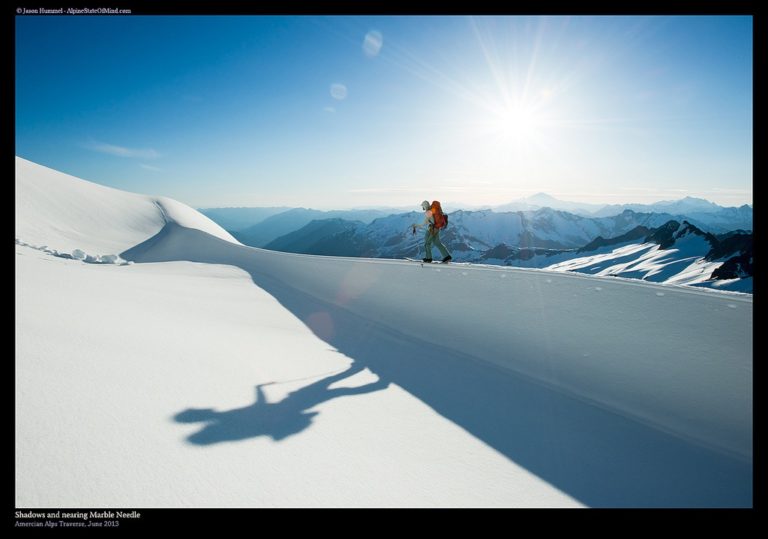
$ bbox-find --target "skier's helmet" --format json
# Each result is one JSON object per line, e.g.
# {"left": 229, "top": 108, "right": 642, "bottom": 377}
{"left": 421, "top": 200, "right": 430, "bottom": 210}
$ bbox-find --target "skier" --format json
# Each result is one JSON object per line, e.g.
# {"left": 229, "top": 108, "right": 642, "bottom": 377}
{"left": 412, "top": 200, "right": 452, "bottom": 263}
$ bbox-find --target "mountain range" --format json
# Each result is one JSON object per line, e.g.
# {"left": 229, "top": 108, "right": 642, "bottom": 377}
{"left": 201, "top": 193, "right": 751, "bottom": 240}
{"left": 222, "top": 208, "right": 392, "bottom": 247}
{"left": 509, "top": 221, "right": 752, "bottom": 293}
{"left": 197, "top": 191, "right": 752, "bottom": 293}
{"left": 202, "top": 194, "right": 751, "bottom": 256}
{"left": 490, "top": 193, "right": 752, "bottom": 229}
{"left": 249, "top": 210, "right": 752, "bottom": 293}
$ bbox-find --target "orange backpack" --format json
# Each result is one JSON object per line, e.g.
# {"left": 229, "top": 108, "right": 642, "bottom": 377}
{"left": 431, "top": 201, "right": 448, "bottom": 230}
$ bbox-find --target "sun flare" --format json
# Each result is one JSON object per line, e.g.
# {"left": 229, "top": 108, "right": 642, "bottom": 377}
{"left": 495, "top": 103, "right": 543, "bottom": 140}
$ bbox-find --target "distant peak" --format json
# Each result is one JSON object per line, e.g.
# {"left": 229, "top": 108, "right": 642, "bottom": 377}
{"left": 527, "top": 192, "right": 558, "bottom": 202}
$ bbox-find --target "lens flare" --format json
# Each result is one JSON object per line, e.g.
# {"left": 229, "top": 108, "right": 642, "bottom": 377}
{"left": 363, "top": 30, "right": 383, "bottom": 57}
{"left": 330, "top": 83, "right": 348, "bottom": 100}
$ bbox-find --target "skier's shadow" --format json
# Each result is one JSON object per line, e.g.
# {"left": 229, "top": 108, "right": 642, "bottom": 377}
{"left": 174, "top": 363, "right": 388, "bottom": 444}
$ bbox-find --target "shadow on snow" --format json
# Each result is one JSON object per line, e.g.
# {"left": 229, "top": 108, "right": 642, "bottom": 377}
{"left": 175, "top": 363, "right": 388, "bottom": 444}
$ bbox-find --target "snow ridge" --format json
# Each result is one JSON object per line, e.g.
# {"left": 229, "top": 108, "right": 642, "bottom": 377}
{"left": 15, "top": 156, "right": 239, "bottom": 256}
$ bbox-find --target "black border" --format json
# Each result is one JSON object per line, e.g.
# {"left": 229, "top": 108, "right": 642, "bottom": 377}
{"left": 8, "top": 0, "right": 763, "bottom": 16}
{"left": 9, "top": 0, "right": 760, "bottom": 527}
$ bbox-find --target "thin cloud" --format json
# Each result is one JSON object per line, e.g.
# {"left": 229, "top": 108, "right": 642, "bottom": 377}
{"left": 619, "top": 187, "right": 688, "bottom": 193}
{"left": 709, "top": 187, "right": 752, "bottom": 195}
{"left": 348, "top": 187, "right": 427, "bottom": 194}
{"left": 350, "top": 184, "right": 484, "bottom": 195}
{"left": 140, "top": 164, "right": 162, "bottom": 171}
{"left": 85, "top": 140, "right": 161, "bottom": 159}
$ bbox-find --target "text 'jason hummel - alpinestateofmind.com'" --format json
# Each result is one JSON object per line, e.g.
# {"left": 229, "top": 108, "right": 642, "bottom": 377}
{"left": 17, "top": 6, "right": 132, "bottom": 15}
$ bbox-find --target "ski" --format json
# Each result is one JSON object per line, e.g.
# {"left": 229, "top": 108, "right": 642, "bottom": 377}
{"left": 404, "top": 257, "right": 437, "bottom": 264}
{"left": 404, "top": 257, "right": 467, "bottom": 265}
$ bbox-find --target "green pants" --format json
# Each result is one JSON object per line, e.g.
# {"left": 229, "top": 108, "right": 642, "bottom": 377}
{"left": 425, "top": 229, "right": 450, "bottom": 260}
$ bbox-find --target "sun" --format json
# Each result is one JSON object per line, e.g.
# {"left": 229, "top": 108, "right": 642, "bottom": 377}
{"left": 494, "top": 102, "right": 544, "bottom": 142}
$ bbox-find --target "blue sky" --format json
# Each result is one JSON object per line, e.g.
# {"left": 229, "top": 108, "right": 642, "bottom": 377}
{"left": 16, "top": 15, "right": 752, "bottom": 209}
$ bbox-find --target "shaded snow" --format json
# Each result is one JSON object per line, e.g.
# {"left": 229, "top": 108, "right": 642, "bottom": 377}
{"left": 693, "top": 276, "right": 753, "bottom": 294}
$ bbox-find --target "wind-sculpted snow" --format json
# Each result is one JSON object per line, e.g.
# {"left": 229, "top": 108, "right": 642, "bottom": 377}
{"left": 15, "top": 157, "right": 239, "bottom": 255}
{"left": 154, "top": 196, "right": 240, "bottom": 245}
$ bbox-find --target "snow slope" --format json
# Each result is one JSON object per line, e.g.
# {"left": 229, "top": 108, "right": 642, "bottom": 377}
{"left": 16, "top": 159, "right": 752, "bottom": 507}
{"left": 21, "top": 250, "right": 578, "bottom": 507}
{"left": 15, "top": 157, "right": 239, "bottom": 257}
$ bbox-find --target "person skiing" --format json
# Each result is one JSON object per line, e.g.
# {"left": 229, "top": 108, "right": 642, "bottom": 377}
{"left": 412, "top": 200, "right": 452, "bottom": 263}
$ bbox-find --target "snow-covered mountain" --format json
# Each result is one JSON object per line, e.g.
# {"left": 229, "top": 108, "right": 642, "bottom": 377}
{"left": 476, "top": 221, "right": 752, "bottom": 293}
{"left": 201, "top": 195, "right": 750, "bottom": 257}
{"left": 256, "top": 208, "right": 705, "bottom": 258}
{"left": 596, "top": 196, "right": 722, "bottom": 216}
{"left": 494, "top": 192, "right": 605, "bottom": 215}
{"left": 593, "top": 197, "right": 752, "bottom": 232}
{"left": 15, "top": 157, "right": 752, "bottom": 507}
{"left": 545, "top": 222, "right": 753, "bottom": 293}
{"left": 683, "top": 205, "right": 753, "bottom": 233}
{"left": 486, "top": 193, "right": 751, "bottom": 232}
{"left": 257, "top": 205, "right": 752, "bottom": 292}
